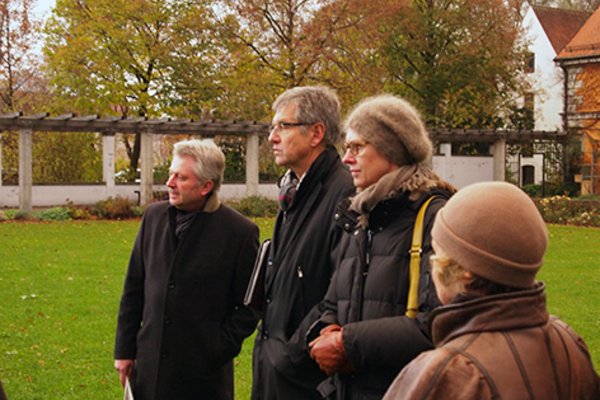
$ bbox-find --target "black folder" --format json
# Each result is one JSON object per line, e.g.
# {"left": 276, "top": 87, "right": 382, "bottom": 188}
{"left": 243, "top": 239, "right": 271, "bottom": 313}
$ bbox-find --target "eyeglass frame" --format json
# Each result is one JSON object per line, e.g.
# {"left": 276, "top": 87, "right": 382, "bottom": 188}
{"left": 342, "top": 139, "right": 369, "bottom": 156}
{"left": 269, "top": 121, "right": 316, "bottom": 133}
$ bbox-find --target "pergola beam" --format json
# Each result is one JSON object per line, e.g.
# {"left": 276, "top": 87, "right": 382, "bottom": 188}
{"left": 0, "top": 113, "right": 567, "bottom": 211}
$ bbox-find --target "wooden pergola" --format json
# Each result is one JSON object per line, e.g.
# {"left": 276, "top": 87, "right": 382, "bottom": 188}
{"left": 0, "top": 112, "right": 566, "bottom": 211}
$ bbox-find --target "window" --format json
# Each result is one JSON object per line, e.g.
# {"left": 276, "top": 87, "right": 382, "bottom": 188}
{"left": 522, "top": 165, "right": 535, "bottom": 185}
{"left": 525, "top": 52, "right": 535, "bottom": 73}
{"left": 524, "top": 93, "right": 534, "bottom": 114}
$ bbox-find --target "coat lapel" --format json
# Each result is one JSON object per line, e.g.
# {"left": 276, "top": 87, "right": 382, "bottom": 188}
{"left": 266, "top": 181, "right": 323, "bottom": 293}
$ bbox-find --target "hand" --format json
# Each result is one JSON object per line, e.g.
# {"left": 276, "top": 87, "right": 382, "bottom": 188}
{"left": 309, "top": 327, "right": 352, "bottom": 376}
{"left": 308, "top": 323, "right": 341, "bottom": 351}
{"left": 114, "top": 359, "right": 134, "bottom": 387}
{"left": 319, "top": 323, "right": 342, "bottom": 336}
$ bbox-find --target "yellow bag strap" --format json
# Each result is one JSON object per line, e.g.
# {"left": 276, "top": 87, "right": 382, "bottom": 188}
{"left": 405, "top": 196, "right": 437, "bottom": 319}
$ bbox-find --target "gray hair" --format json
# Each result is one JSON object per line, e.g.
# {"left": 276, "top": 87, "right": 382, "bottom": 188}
{"left": 272, "top": 86, "right": 341, "bottom": 145}
{"left": 173, "top": 139, "right": 225, "bottom": 192}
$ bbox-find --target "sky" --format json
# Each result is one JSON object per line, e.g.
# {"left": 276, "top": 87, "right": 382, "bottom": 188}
{"left": 33, "top": 0, "right": 56, "bottom": 20}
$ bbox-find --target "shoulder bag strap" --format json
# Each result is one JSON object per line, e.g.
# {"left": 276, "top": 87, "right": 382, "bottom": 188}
{"left": 405, "top": 196, "right": 437, "bottom": 318}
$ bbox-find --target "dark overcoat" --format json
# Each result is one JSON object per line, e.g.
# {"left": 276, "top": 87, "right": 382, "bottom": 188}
{"left": 114, "top": 199, "right": 259, "bottom": 400}
{"left": 252, "top": 146, "right": 354, "bottom": 400}
{"left": 317, "top": 188, "right": 451, "bottom": 400}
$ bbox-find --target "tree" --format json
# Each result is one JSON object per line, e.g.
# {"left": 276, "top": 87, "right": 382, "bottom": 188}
{"left": 32, "top": 131, "right": 103, "bottom": 183}
{"left": 0, "top": 0, "right": 45, "bottom": 113}
{"left": 383, "top": 0, "right": 530, "bottom": 129}
{"left": 215, "top": 0, "right": 400, "bottom": 118}
{"left": 0, "top": 0, "right": 71, "bottom": 185}
{"left": 43, "top": 0, "right": 219, "bottom": 180}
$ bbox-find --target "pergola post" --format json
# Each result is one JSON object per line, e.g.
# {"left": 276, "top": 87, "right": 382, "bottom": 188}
{"left": 102, "top": 133, "right": 116, "bottom": 193}
{"left": 0, "top": 132, "right": 3, "bottom": 187}
{"left": 19, "top": 129, "right": 33, "bottom": 212}
{"left": 491, "top": 138, "right": 506, "bottom": 182}
{"left": 140, "top": 132, "right": 154, "bottom": 206}
{"left": 245, "top": 132, "right": 260, "bottom": 197}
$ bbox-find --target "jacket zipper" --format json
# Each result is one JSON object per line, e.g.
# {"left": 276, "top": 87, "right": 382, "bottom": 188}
{"left": 358, "top": 229, "right": 373, "bottom": 321}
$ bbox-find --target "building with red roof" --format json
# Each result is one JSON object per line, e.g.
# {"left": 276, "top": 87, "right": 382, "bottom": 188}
{"left": 555, "top": 5, "right": 600, "bottom": 194}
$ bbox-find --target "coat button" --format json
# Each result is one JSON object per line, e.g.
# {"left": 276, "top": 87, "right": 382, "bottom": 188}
{"left": 164, "top": 317, "right": 171, "bottom": 325}
{"left": 161, "top": 351, "right": 169, "bottom": 359}
{"left": 266, "top": 297, "right": 271, "bottom": 304}
{"left": 168, "top": 281, "right": 176, "bottom": 289}
{"left": 334, "top": 213, "right": 340, "bottom": 220}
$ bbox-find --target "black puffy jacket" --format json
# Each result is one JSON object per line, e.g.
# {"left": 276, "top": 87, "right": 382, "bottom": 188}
{"left": 317, "top": 186, "right": 453, "bottom": 400}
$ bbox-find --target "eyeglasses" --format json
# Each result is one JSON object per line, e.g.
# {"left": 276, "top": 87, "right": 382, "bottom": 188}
{"left": 269, "top": 121, "right": 315, "bottom": 132}
{"left": 342, "top": 140, "right": 369, "bottom": 156}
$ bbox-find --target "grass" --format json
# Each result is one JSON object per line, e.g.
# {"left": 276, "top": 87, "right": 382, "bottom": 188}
{"left": 0, "top": 220, "right": 598, "bottom": 399}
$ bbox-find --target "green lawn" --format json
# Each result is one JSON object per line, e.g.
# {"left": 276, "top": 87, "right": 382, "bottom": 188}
{"left": 0, "top": 220, "right": 598, "bottom": 399}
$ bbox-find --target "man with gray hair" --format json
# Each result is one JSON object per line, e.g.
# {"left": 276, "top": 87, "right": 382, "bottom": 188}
{"left": 114, "top": 139, "right": 259, "bottom": 400}
{"left": 251, "top": 86, "right": 354, "bottom": 399}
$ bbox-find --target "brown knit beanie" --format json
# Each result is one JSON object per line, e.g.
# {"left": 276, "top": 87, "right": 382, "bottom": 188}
{"left": 432, "top": 182, "right": 548, "bottom": 288}
{"left": 344, "top": 94, "right": 432, "bottom": 166}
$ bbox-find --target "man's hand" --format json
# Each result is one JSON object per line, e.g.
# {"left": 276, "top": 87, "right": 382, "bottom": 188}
{"left": 309, "top": 325, "right": 353, "bottom": 376}
{"left": 114, "top": 359, "right": 134, "bottom": 387}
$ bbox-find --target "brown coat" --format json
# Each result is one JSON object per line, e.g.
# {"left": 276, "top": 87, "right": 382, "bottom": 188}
{"left": 383, "top": 283, "right": 600, "bottom": 400}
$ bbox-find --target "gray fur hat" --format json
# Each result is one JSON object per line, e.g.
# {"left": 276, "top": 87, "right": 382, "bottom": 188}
{"left": 344, "top": 94, "right": 433, "bottom": 166}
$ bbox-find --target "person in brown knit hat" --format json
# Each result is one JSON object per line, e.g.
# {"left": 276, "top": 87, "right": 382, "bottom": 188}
{"left": 384, "top": 181, "right": 600, "bottom": 400}
{"left": 308, "top": 94, "right": 456, "bottom": 399}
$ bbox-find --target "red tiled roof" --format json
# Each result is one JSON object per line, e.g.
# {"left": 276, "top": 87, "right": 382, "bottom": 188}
{"left": 532, "top": 6, "right": 591, "bottom": 54}
{"left": 556, "top": 6, "right": 600, "bottom": 60}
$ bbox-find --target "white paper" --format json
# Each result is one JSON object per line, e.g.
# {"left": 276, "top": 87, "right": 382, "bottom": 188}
{"left": 124, "top": 377, "right": 134, "bottom": 400}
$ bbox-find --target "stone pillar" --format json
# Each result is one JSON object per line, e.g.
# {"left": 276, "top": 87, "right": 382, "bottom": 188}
{"left": 0, "top": 133, "right": 3, "bottom": 208}
{"left": 140, "top": 132, "right": 154, "bottom": 206}
{"left": 19, "top": 129, "right": 33, "bottom": 212}
{"left": 245, "top": 133, "right": 260, "bottom": 197}
{"left": 434, "top": 142, "right": 451, "bottom": 182}
{"left": 439, "top": 143, "right": 452, "bottom": 156}
{"left": 102, "top": 134, "right": 116, "bottom": 194}
{"left": 491, "top": 138, "right": 506, "bottom": 182}
{"left": 0, "top": 132, "right": 3, "bottom": 187}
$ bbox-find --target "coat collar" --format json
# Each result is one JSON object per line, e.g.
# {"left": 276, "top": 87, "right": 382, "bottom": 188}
{"left": 266, "top": 147, "right": 345, "bottom": 291}
{"left": 203, "top": 192, "right": 220, "bottom": 213}
{"left": 349, "top": 165, "right": 456, "bottom": 228}
{"left": 430, "top": 282, "right": 549, "bottom": 346}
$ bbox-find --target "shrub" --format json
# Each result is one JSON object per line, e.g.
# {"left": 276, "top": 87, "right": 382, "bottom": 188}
{"left": 534, "top": 196, "right": 600, "bottom": 227}
{"left": 226, "top": 196, "right": 279, "bottom": 217}
{"left": 93, "top": 196, "right": 143, "bottom": 220}
{"left": 68, "top": 206, "right": 95, "bottom": 220}
{"left": 14, "top": 210, "right": 32, "bottom": 220}
{"left": 34, "top": 207, "right": 72, "bottom": 221}
{"left": 523, "top": 182, "right": 580, "bottom": 198}
{"left": 3, "top": 210, "right": 17, "bottom": 219}
{"left": 522, "top": 184, "right": 542, "bottom": 198}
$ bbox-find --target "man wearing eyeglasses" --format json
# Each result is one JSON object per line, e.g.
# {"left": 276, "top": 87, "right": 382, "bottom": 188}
{"left": 251, "top": 86, "right": 354, "bottom": 400}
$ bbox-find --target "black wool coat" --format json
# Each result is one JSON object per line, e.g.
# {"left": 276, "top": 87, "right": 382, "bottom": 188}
{"left": 252, "top": 146, "right": 354, "bottom": 400}
{"left": 114, "top": 200, "right": 259, "bottom": 400}
{"left": 317, "top": 189, "right": 452, "bottom": 400}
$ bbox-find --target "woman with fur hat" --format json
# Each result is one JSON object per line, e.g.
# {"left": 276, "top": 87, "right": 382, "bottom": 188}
{"left": 383, "top": 181, "right": 600, "bottom": 400}
{"left": 308, "top": 94, "right": 456, "bottom": 399}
